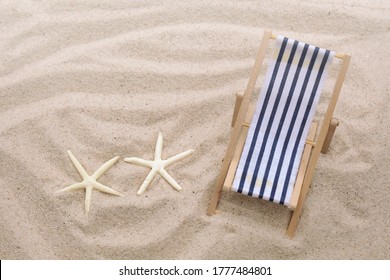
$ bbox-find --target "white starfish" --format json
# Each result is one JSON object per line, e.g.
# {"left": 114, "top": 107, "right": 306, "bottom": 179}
{"left": 124, "top": 132, "right": 194, "bottom": 195}
{"left": 57, "top": 150, "right": 123, "bottom": 213}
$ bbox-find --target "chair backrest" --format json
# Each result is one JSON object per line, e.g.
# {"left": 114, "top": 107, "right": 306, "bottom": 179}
{"left": 232, "top": 36, "right": 335, "bottom": 205}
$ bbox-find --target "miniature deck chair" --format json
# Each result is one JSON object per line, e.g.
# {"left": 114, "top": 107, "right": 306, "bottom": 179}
{"left": 207, "top": 30, "right": 350, "bottom": 237}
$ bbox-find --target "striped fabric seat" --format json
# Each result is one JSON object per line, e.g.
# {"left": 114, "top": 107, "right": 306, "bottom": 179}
{"left": 232, "top": 36, "right": 335, "bottom": 206}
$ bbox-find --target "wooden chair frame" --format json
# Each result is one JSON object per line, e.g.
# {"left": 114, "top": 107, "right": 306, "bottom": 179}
{"left": 207, "top": 30, "right": 351, "bottom": 237}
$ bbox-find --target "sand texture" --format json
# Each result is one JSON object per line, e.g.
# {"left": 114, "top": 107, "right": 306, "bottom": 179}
{"left": 0, "top": 0, "right": 389, "bottom": 259}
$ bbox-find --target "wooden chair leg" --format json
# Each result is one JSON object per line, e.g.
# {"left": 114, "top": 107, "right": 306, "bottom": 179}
{"left": 207, "top": 185, "right": 222, "bottom": 215}
{"left": 287, "top": 210, "right": 300, "bottom": 238}
{"left": 321, "top": 118, "right": 339, "bottom": 154}
{"left": 287, "top": 173, "right": 313, "bottom": 238}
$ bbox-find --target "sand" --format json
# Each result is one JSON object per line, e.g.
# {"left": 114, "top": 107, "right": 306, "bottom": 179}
{"left": 0, "top": 0, "right": 389, "bottom": 259}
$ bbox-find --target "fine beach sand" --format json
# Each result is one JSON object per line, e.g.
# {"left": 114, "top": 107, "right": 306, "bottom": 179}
{"left": 0, "top": 0, "right": 389, "bottom": 259}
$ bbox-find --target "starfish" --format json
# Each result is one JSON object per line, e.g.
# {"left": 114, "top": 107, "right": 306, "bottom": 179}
{"left": 57, "top": 150, "right": 123, "bottom": 213}
{"left": 124, "top": 132, "right": 194, "bottom": 195}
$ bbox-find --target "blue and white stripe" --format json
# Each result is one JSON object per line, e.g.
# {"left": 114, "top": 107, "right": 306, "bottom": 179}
{"left": 232, "top": 36, "right": 334, "bottom": 206}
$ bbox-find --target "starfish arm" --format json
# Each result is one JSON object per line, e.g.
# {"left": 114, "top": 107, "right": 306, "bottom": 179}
{"left": 137, "top": 169, "right": 157, "bottom": 195}
{"left": 154, "top": 132, "right": 163, "bottom": 161}
{"left": 85, "top": 185, "right": 93, "bottom": 213}
{"left": 164, "top": 149, "right": 194, "bottom": 168}
{"left": 92, "top": 181, "right": 123, "bottom": 197}
{"left": 67, "top": 150, "right": 89, "bottom": 180}
{"left": 159, "top": 168, "right": 182, "bottom": 192}
{"left": 91, "top": 156, "right": 119, "bottom": 180}
{"left": 124, "top": 157, "right": 153, "bottom": 168}
{"left": 57, "top": 182, "right": 85, "bottom": 193}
